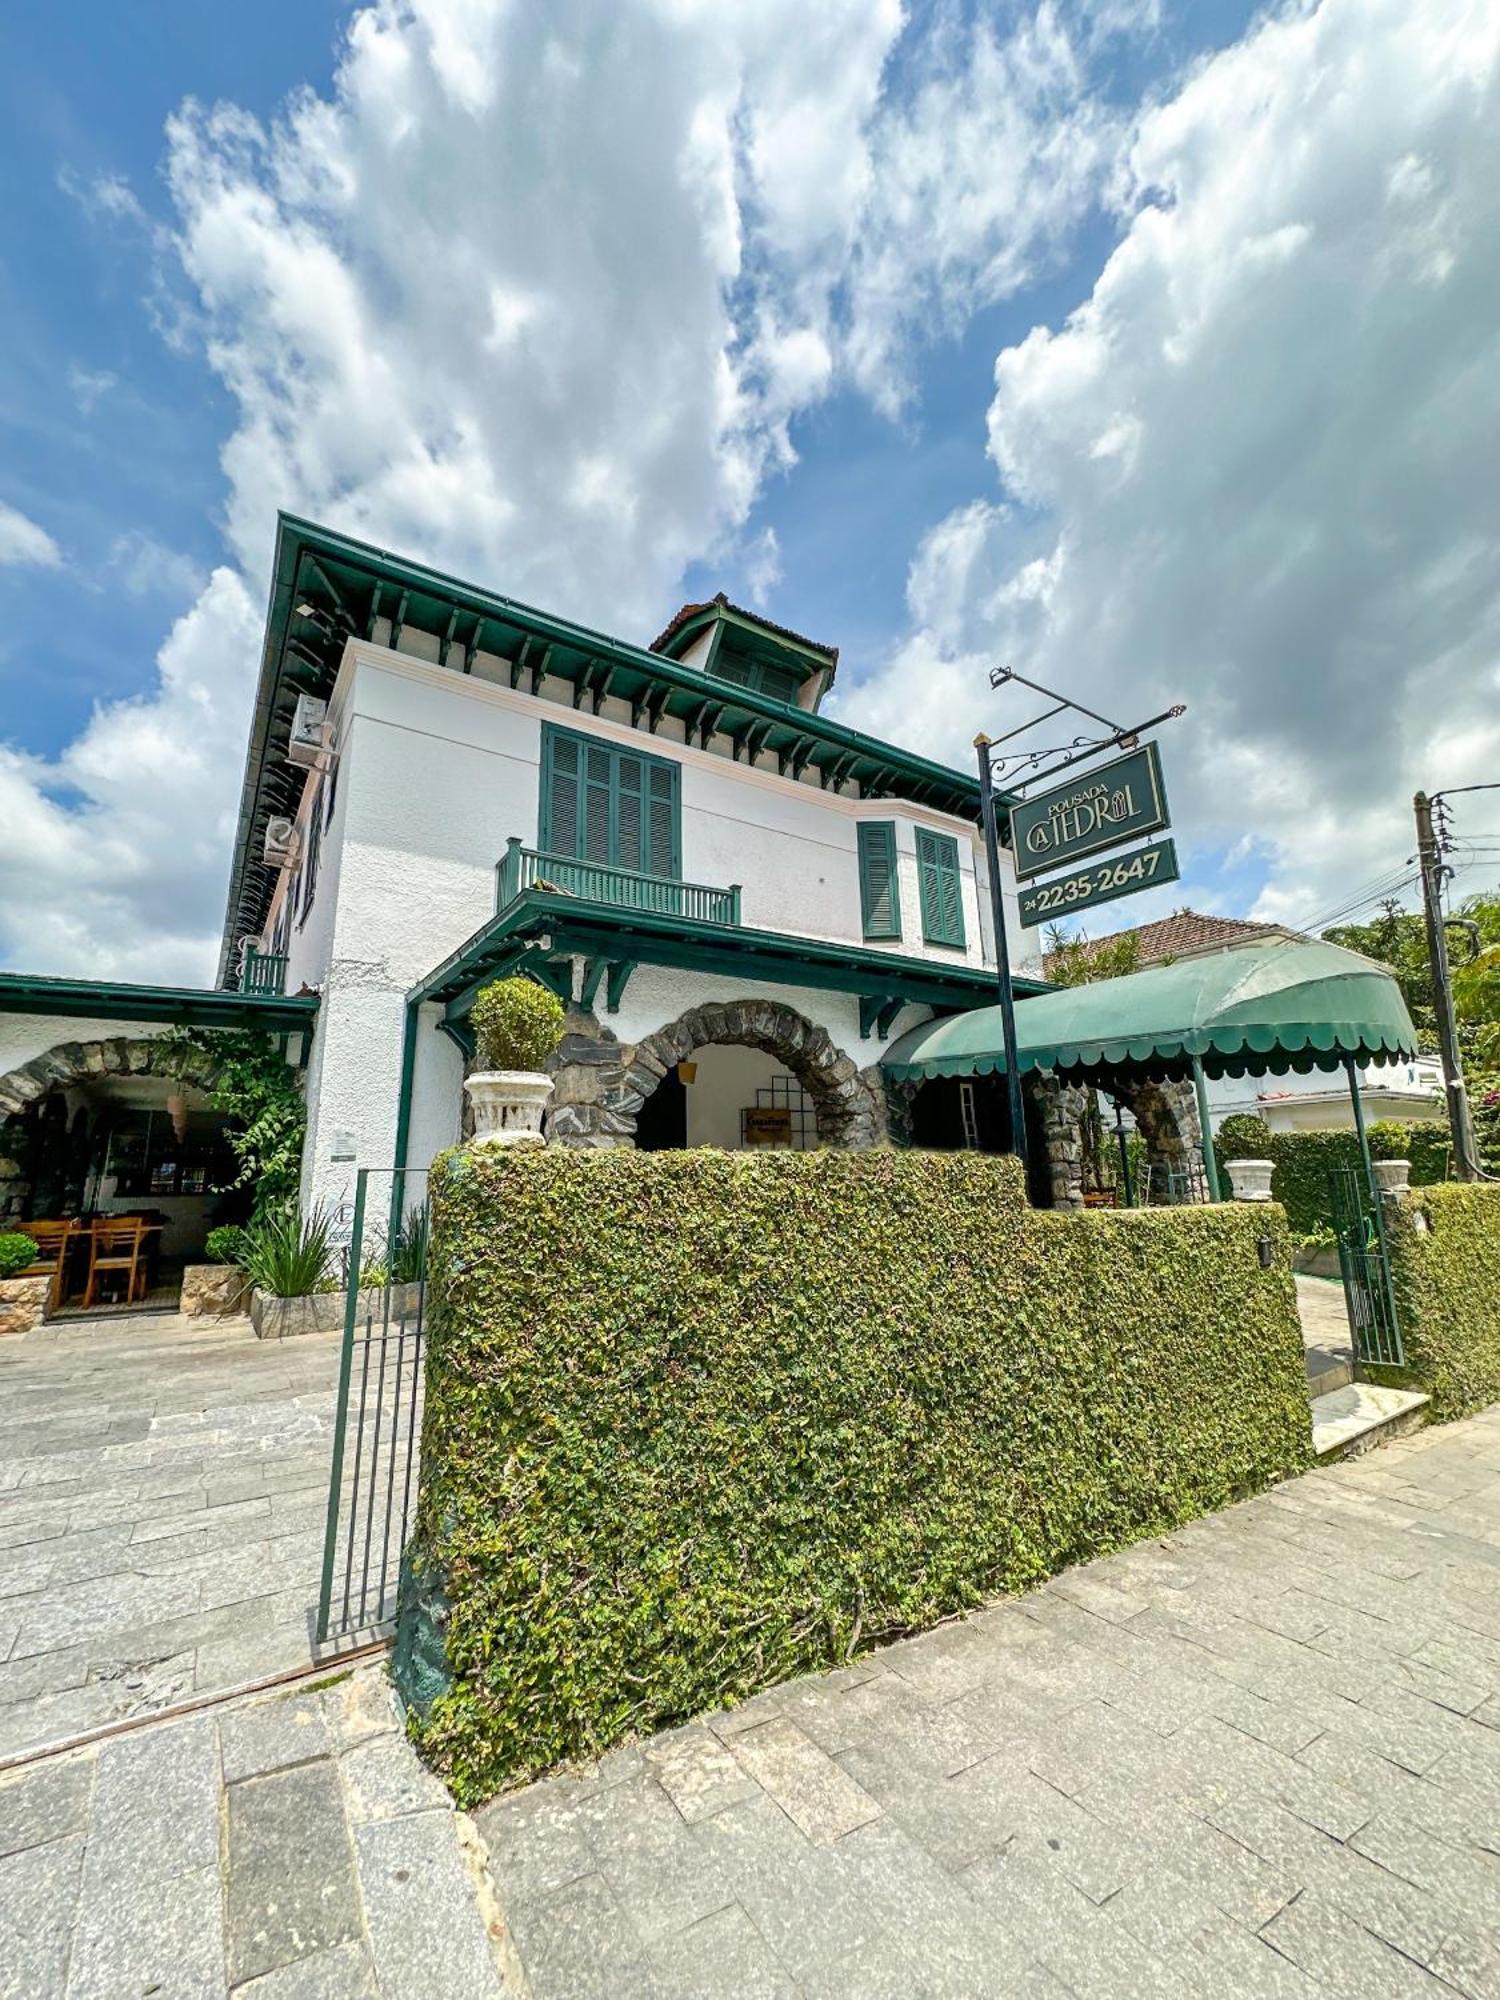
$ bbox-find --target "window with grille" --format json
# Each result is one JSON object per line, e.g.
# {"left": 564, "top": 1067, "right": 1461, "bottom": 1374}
{"left": 916, "top": 827, "right": 966, "bottom": 948}
{"left": 539, "top": 726, "right": 681, "bottom": 878}
{"left": 857, "top": 822, "right": 902, "bottom": 940}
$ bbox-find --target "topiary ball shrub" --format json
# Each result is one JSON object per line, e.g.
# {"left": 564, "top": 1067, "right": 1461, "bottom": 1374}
{"left": 470, "top": 976, "right": 565, "bottom": 1073}
{"left": 1217, "top": 1113, "right": 1274, "bottom": 1157}
{"left": 0, "top": 1232, "right": 38, "bottom": 1280}
{"left": 203, "top": 1224, "right": 248, "bottom": 1267}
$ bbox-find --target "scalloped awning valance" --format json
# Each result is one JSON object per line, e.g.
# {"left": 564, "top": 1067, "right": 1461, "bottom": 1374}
{"left": 881, "top": 939, "right": 1419, "bottom": 1086}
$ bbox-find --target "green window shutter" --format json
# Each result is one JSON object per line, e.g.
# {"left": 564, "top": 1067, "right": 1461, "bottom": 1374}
{"left": 916, "top": 828, "right": 966, "bottom": 948}
{"left": 857, "top": 823, "right": 902, "bottom": 940}
{"left": 540, "top": 725, "right": 681, "bottom": 879}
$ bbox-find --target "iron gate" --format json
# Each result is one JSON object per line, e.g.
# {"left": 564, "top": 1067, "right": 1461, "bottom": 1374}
{"left": 1328, "top": 1164, "right": 1403, "bottom": 1368}
{"left": 316, "top": 1167, "right": 430, "bottom": 1644}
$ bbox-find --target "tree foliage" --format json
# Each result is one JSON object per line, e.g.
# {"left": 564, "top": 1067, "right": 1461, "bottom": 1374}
{"left": 164, "top": 1027, "right": 307, "bottom": 1212}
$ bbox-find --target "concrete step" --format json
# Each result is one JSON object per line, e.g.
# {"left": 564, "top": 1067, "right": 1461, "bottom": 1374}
{"left": 1306, "top": 1355, "right": 1354, "bottom": 1399}
{"left": 1310, "top": 1382, "right": 1430, "bottom": 1461}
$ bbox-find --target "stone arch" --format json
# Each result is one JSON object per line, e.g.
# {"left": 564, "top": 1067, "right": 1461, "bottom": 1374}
{"left": 0, "top": 1034, "right": 230, "bottom": 1222}
{"left": 548, "top": 999, "right": 884, "bottom": 1150}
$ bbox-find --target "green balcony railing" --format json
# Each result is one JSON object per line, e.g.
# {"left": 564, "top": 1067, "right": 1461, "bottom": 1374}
{"left": 496, "top": 840, "right": 741, "bottom": 927}
{"left": 239, "top": 948, "right": 288, "bottom": 996}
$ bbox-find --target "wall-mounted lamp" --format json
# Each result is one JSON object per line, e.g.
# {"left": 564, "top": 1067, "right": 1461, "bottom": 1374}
{"left": 678, "top": 1062, "right": 698, "bottom": 1085}
{"left": 1257, "top": 1235, "right": 1275, "bottom": 1271}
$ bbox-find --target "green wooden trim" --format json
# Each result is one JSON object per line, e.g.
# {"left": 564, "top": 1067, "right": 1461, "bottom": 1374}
{"left": 916, "top": 828, "right": 966, "bottom": 949}
{"left": 605, "top": 959, "right": 636, "bottom": 1013}
{"left": 578, "top": 957, "right": 609, "bottom": 1013}
{"left": 857, "top": 822, "right": 902, "bottom": 941}
{"left": 0, "top": 971, "right": 318, "bottom": 1035}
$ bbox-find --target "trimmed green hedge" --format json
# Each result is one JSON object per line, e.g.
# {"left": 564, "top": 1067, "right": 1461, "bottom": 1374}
{"left": 1387, "top": 1184, "right": 1500, "bottom": 1420}
{"left": 1216, "top": 1117, "right": 1453, "bottom": 1235}
{"left": 401, "top": 1148, "right": 1310, "bottom": 1804}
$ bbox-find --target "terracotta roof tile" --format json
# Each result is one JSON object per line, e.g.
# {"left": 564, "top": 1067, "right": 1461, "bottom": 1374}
{"left": 1042, "top": 909, "right": 1291, "bottom": 977}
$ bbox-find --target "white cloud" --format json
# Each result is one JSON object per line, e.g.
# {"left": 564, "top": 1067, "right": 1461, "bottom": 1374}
{"left": 0, "top": 502, "right": 61, "bottom": 569}
{"left": 68, "top": 365, "right": 119, "bottom": 415}
{"left": 742, "top": 526, "right": 783, "bottom": 608}
{"left": 0, "top": 568, "right": 261, "bottom": 984}
{"left": 0, "top": 0, "right": 1157, "bottom": 980}
{"left": 105, "top": 531, "right": 205, "bottom": 603}
{"left": 851, "top": 0, "right": 1500, "bottom": 927}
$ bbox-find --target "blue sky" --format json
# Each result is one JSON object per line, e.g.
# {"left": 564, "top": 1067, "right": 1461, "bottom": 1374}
{"left": 2, "top": 0, "right": 1497, "bottom": 981}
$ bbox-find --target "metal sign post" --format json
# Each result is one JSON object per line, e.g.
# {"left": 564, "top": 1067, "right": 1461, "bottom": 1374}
{"left": 975, "top": 735, "right": 1030, "bottom": 1179}
{"left": 976, "top": 667, "right": 1186, "bottom": 1188}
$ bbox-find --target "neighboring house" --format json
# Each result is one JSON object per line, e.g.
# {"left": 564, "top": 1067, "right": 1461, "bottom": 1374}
{"left": 1044, "top": 910, "right": 1442, "bottom": 1132}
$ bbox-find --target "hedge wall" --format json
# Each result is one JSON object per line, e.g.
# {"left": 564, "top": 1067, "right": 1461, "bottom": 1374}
{"left": 401, "top": 1148, "right": 1310, "bottom": 1804}
{"left": 1216, "top": 1117, "right": 1453, "bottom": 1235}
{"left": 1386, "top": 1183, "right": 1500, "bottom": 1420}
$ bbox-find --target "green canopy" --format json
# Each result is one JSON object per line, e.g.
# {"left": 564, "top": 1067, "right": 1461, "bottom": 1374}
{"left": 882, "top": 939, "right": 1419, "bottom": 1086}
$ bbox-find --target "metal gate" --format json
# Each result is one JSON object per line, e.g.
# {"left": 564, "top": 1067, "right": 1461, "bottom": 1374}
{"left": 1328, "top": 1164, "right": 1403, "bottom": 1368}
{"left": 316, "top": 1167, "right": 430, "bottom": 1644}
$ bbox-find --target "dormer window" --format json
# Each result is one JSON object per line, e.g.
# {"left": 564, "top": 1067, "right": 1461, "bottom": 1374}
{"left": 648, "top": 593, "right": 838, "bottom": 715}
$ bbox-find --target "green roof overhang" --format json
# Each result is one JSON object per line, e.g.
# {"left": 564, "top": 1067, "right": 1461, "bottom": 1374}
{"left": 0, "top": 971, "right": 320, "bottom": 1037}
{"left": 880, "top": 940, "right": 1419, "bottom": 1086}
{"left": 409, "top": 889, "right": 1046, "bottom": 1025}
{"left": 221, "top": 514, "right": 1001, "bottom": 984}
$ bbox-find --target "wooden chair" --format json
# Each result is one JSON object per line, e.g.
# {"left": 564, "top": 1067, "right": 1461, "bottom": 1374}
{"left": 82, "top": 1219, "right": 149, "bottom": 1310}
{"left": 18, "top": 1220, "right": 77, "bottom": 1313}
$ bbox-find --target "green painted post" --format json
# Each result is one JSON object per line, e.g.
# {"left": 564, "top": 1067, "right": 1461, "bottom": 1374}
{"left": 1191, "top": 1057, "right": 1222, "bottom": 1201}
{"left": 316, "top": 1167, "right": 368, "bottom": 1642}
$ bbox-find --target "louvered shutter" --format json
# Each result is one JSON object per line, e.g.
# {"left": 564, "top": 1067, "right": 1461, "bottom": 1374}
{"left": 647, "top": 762, "right": 678, "bottom": 879}
{"left": 543, "top": 732, "right": 580, "bottom": 856}
{"left": 616, "top": 754, "right": 644, "bottom": 873}
{"left": 916, "top": 828, "right": 965, "bottom": 948}
{"left": 583, "top": 744, "right": 612, "bottom": 863}
{"left": 857, "top": 823, "right": 901, "bottom": 940}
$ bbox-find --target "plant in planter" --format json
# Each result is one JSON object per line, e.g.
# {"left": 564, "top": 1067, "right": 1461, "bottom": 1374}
{"left": 240, "top": 1205, "right": 341, "bottom": 1339}
{"left": 0, "top": 1233, "right": 37, "bottom": 1280}
{"left": 465, "top": 976, "right": 565, "bottom": 1148}
{"left": 204, "top": 1224, "right": 248, "bottom": 1267}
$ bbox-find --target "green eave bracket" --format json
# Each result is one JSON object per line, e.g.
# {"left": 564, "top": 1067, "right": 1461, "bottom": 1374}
{"left": 858, "top": 996, "right": 906, "bottom": 1041}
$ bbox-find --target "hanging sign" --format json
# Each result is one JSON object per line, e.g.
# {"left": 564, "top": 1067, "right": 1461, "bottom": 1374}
{"left": 1010, "top": 742, "right": 1170, "bottom": 882}
{"left": 1018, "top": 837, "right": 1179, "bottom": 929}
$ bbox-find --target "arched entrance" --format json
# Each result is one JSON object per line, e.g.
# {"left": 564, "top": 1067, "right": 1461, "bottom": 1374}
{"left": 0, "top": 1035, "right": 240, "bottom": 1300}
{"left": 549, "top": 999, "right": 883, "bottom": 1150}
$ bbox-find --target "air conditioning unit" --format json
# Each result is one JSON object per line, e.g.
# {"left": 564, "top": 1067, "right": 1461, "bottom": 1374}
{"left": 264, "top": 817, "right": 301, "bottom": 869}
{"left": 287, "top": 695, "right": 329, "bottom": 769}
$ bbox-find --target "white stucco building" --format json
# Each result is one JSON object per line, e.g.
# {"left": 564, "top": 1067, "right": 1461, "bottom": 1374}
{"left": 224, "top": 518, "right": 1057, "bottom": 1218}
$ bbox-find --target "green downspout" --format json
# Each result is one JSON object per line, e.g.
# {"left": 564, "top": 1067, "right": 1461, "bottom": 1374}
{"left": 390, "top": 998, "right": 419, "bottom": 1242}
{"left": 1191, "top": 1056, "right": 1222, "bottom": 1201}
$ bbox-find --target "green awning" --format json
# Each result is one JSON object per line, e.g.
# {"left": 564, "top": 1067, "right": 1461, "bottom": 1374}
{"left": 882, "top": 940, "right": 1419, "bottom": 1085}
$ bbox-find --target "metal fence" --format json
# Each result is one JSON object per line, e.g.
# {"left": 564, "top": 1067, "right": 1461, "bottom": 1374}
{"left": 316, "top": 1167, "right": 430, "bottom": 1644}
{"left": 1328, "top": 1164, "right": 1404, "bottom": 1368}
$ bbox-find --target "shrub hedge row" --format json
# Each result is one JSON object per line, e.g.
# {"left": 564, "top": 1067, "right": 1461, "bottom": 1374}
{"left": 1386, "top": 1183, "right": 1500, "bottom": 1420}
{"left": 1215, "top": 1116, "right": 1453, "bottom": 1235}
{"left": 400, "top": 1148, "right": 1310, "bottom": 1804}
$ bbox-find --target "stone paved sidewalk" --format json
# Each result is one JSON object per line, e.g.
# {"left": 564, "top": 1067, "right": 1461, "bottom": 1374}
{"left": 0, "top": 1312, "right": 343, "bottom": 1761}
{"left": 0, "top": 1666, "right": 512, "bottom": 1999}
{"left": 477, "top": 1404, "right": 1500, "bottom": 1999}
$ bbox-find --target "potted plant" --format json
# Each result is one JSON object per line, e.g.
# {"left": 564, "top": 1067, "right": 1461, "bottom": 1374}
{"left": 241, "top": 1204, "right": 340, "bottom": 1340}
{"left": 180, "top": 1223, "right": 251, "bottom": 1319}
{"left": 464, "top": 976, "right": 565, "bottom": 1148}
{"left": 0, "top": 1231, "right": 50, "bottom": 1337}
{"left": 1224, "top": 1158, "right": 1275, "bottom": 1201}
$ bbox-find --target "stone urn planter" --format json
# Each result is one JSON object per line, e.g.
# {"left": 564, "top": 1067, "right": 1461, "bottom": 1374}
{"left": 180, "top": 1264, "right": 249, "bottom": 1319}
{"left": 463, "top": 1070, "right": 554, "bottom": 1149}
{"left": 1372, "top": 1158, "right": 1411, "bottom": 1196}
{"left": 0, "top": 1274, "right": 51, "bottom": 1338}
{"left": 1225, "top": 1158, "right": 1275, "bottom": 1202}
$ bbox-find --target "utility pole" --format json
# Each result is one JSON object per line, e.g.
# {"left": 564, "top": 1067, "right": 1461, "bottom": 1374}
{"left": 1414, "top": 790, "right": 1481, "bottom": 1180}
{"left": 975, "top": 736, "right": 1030, "bottom": 1182}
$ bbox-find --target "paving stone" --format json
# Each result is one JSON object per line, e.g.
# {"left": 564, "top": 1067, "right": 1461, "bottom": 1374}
{"left": 1260, "top": 1887, "right": 1458, "bottom": 1998}
{"left": 224, "top": 1760, "right": 363, "bottom": 1987}
{"left": 476, "top": 1778, "right": 598, "bottom": 1902}
{"left": 221, "top": 1690, "right": 331, "bottom": 1782}
{"left": 576, "top": 1772, "right": 737, "bottom": 1940}
{"left": 319, "top": 1669, "right": 399, "bottom": 1749}
{"left": 833, "top": 1813, "right": 1032, "bottom": 1995}
{"left": 0, "top": 1754, "right": 92, "bottom": 1858}
{"left": 0, "top": 1645, "right": 88, "bottom": 1706}
{"left": 643, "top": 1724, "right": 762, "bottom": 1823}
{"left": 236, "top": 1941, "right": 380, "bottom": 1999}
{"left": 503, "top": 1868, "right": 662, "bottom": 2000}
{"left": 0, "top": 1829, "right": 82, "bottom": 2000}
{"left": 645, "top": 1900, "right": 796, "bottom": 1998}
{"left": 66, "top": 1861, "right": 225, "bottom": 2000}
{"left": 352, "top": 1809, "right": 505, "bottom": 2000}
{"left": 85, "top": 1713, "right": 221, "bottom": 1885}
{"left": 1168, "top": 1914, "right": 1328, "bottom": 1999}
{"left": 0, "top": 1682, "right": 118, "bottom": 1760}
{"left": 728, "top": 1716, "right": 883, "bottom": 1844}
{"left": 339, "top": 1729, "right": 450, "bottom": 1822}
